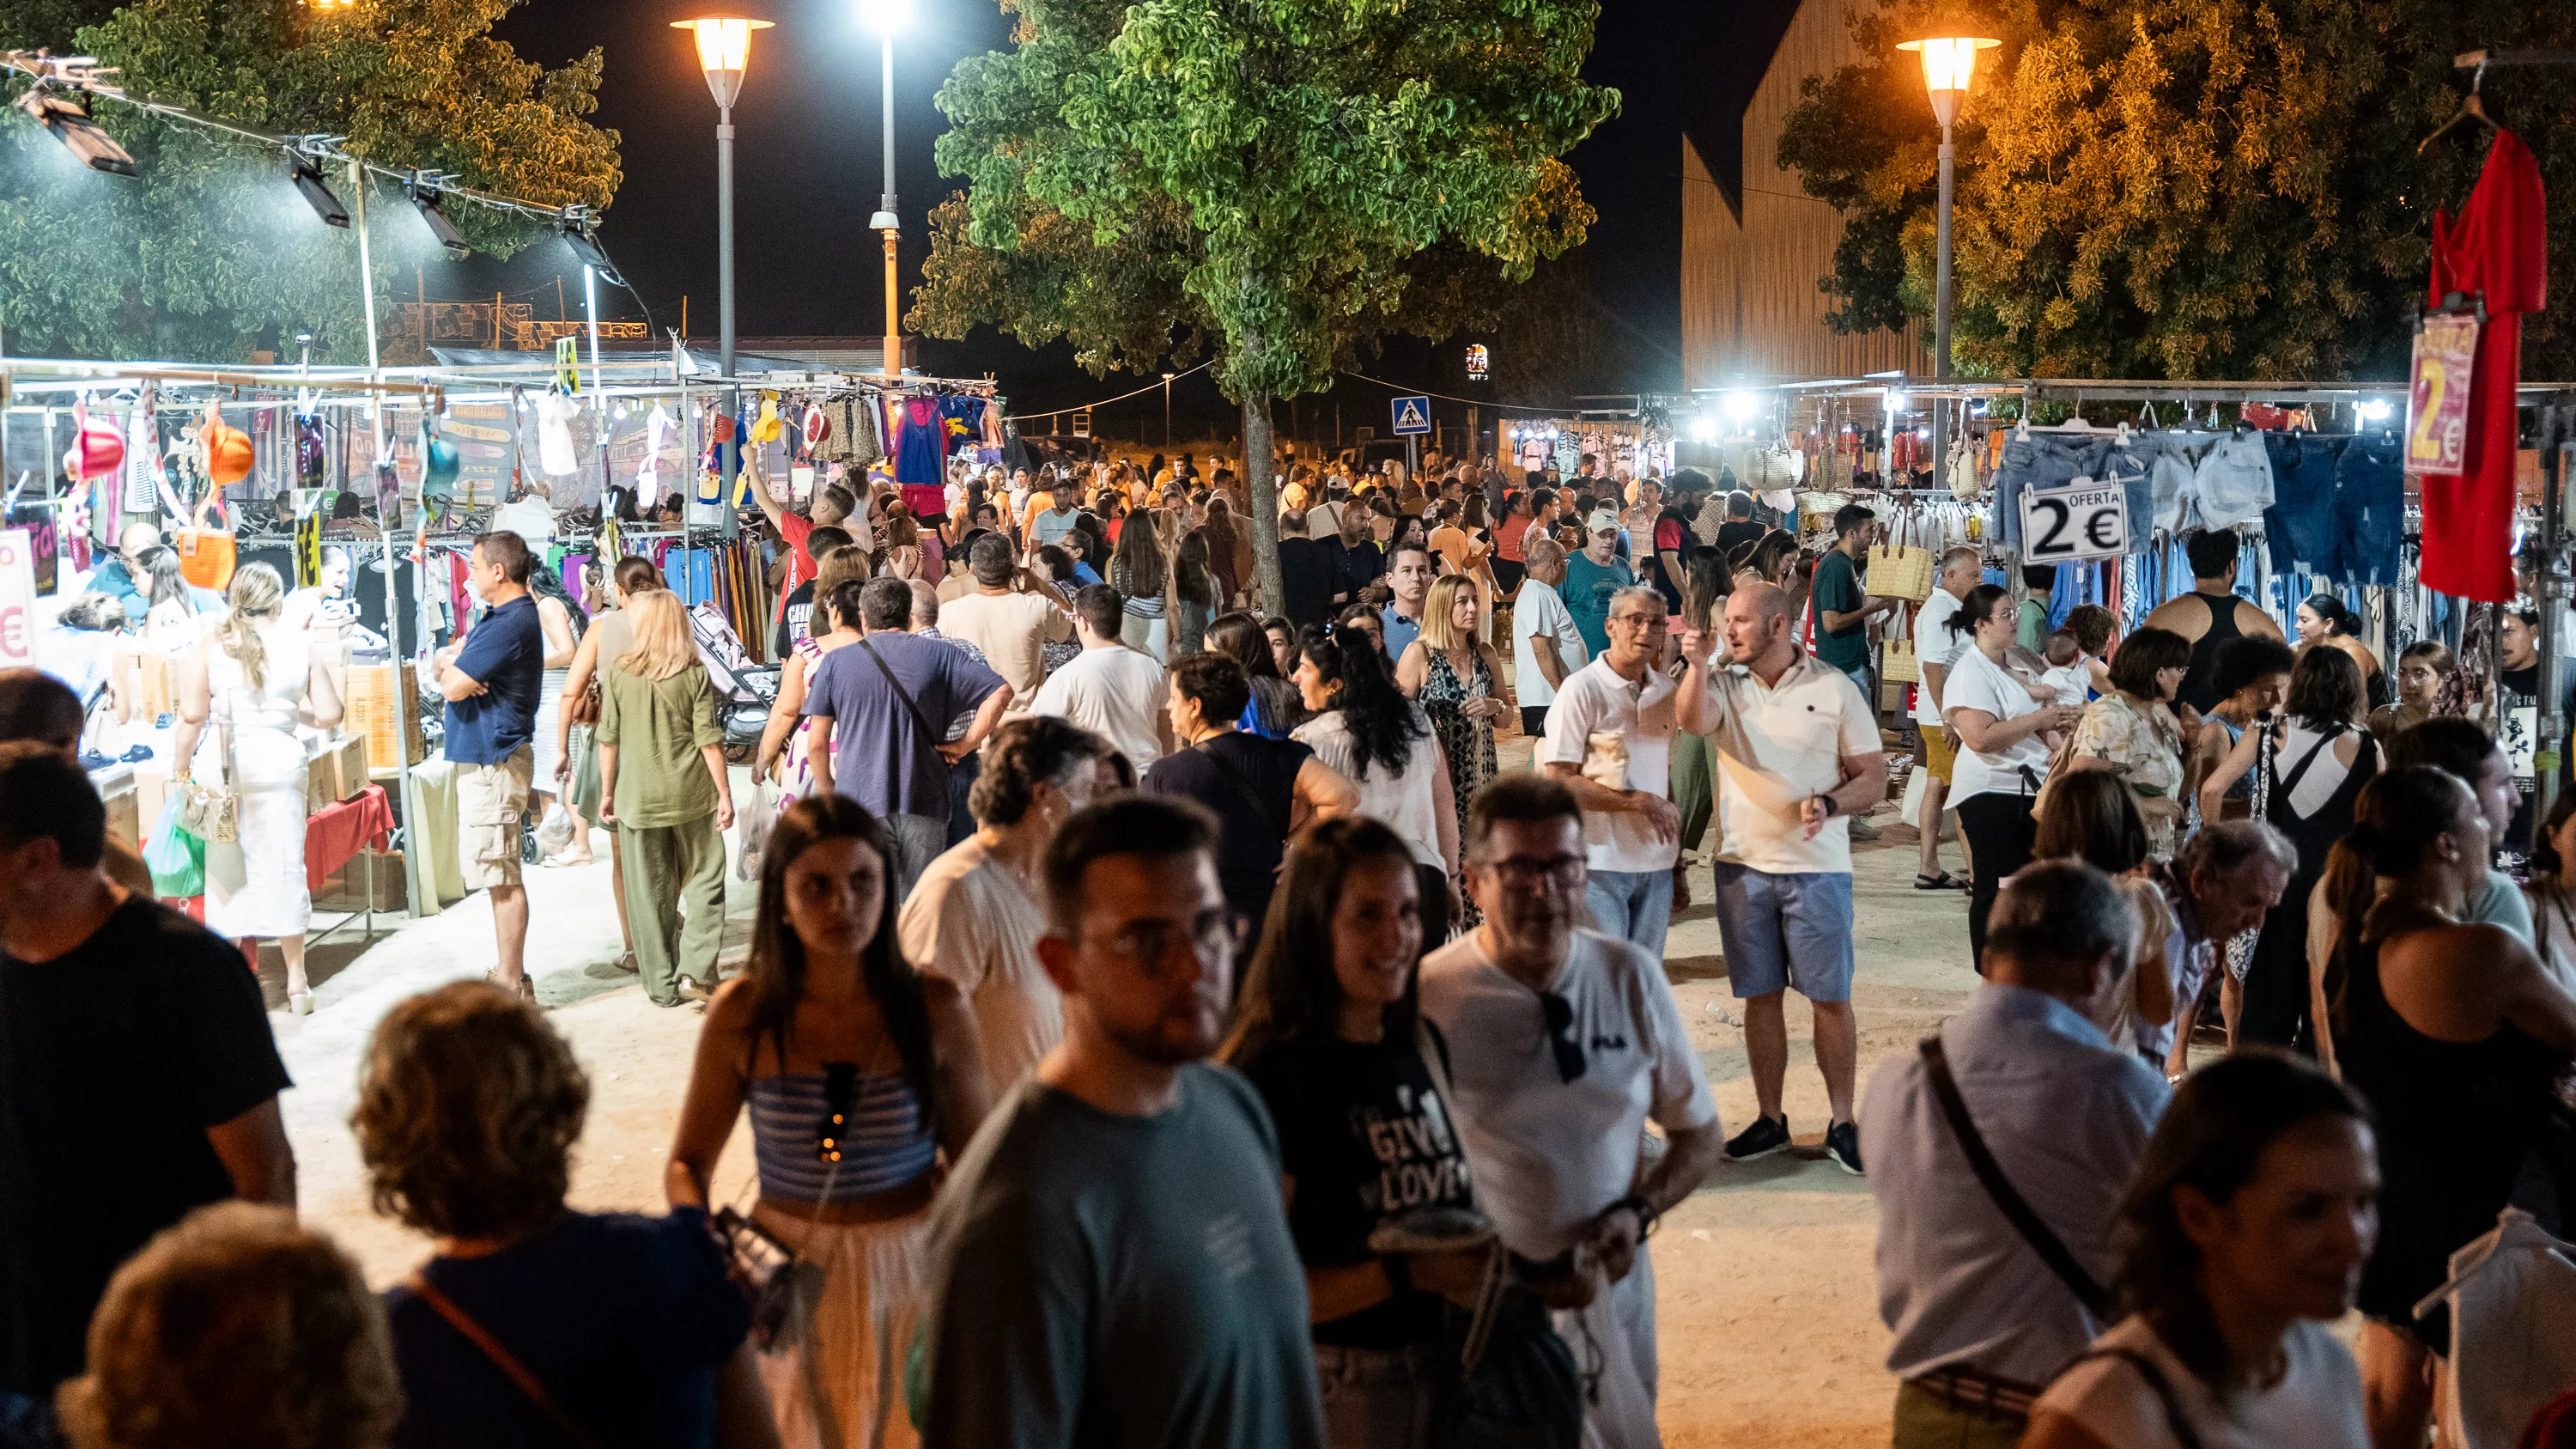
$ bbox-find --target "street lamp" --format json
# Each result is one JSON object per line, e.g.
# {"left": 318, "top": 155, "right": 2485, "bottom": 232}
{"left": 857, "top": 0, "right": 912, "bottom": 377}
{"left": 1895, "top": 27, "right": 1996, "bottom": 490}
{"left": 671, "top": 15, "right": 772, "bottom": 381}
{"left": 1162, "top": 372, "right": 1176, "bottom": 447}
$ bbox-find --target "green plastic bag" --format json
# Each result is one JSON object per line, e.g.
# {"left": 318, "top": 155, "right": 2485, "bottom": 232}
{"left": 143, "top": 794, "right": 205, "bottom": 898}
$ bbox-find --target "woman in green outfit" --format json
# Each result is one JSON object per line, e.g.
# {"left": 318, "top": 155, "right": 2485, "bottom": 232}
{"left": 597, "top": 588, "right": 735, "bottom": 1006}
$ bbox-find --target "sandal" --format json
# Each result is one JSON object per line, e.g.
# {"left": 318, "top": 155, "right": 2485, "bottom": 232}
{"left": 1913, "top": 872, "right": 1964, "bottom": 891}
{"left": 540, "top": 853, "right": 595, "bottom": 868}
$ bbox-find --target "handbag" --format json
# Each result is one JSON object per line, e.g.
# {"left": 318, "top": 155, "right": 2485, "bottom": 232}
{"left": 1863, "top": 543, "right": 1934, "bottom": 602}
{"left": 858, "top": 636, "right": 951, "bottom": 777}
{"left": 1883, "top": 636, "right": 1921, "bottom": 685}
{"left": 179, "top": 716, "right": 240, "bottom": 844}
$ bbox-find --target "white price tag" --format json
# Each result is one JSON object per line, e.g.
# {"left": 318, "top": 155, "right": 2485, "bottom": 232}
{"left": 2017, "top": 481, "right": 2128, "bottom": 563}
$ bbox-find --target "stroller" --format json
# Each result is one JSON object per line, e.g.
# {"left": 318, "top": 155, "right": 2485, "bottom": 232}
{"left": 687, "top": 601, "right": 781, "bottom": 763}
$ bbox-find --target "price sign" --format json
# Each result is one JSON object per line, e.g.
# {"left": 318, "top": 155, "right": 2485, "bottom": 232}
{"left": 2404, "top": 310, "right": 2478, "bottom": 478}
{"left": 0, "top": 530, "right": 36, "bottom": 668}
{"left": 2018, "top": 482, "right": 2128, "bottom": 564}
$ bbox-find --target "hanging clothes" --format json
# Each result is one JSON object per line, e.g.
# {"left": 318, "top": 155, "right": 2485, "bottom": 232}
{"left": 2421, "top": 128, "right": 2546, "bottom": 602}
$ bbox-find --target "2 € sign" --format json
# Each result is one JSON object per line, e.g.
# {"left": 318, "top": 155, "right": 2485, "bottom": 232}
{"left": 0, "top": 530, "right": 34, "bottom": 668}
{"left": 2016, "top": 483, "right": 2128, "bottom": 564}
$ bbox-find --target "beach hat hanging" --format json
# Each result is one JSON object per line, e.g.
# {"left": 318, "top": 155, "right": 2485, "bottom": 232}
{"left": 66, "top": 401, "right": 125, "bottom": 479}
{"left": 802, "top": 401, "right": 831, "bottom": 452}
{"left": 203, "top": 411, "right": 256, "bottom": 487}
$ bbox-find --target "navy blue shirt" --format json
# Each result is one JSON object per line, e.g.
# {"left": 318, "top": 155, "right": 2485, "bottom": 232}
{"left": 445, "top": 594, "right": 546, "bottom": 764}
{"left": 384, "top": 1209, "right": 750, "bottom": 1449}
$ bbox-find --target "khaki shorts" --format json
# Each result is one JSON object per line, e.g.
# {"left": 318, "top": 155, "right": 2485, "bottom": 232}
{"left": 1918, "top": 724, "right": 1956, "bottom": 785}
{"left": 457, "top": 746, "right": 534, "bottom": 891}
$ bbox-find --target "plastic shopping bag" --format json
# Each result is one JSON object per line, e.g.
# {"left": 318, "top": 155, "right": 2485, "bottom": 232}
{"left": 143, "top": 795, "right": 205, "bottom": 898}
{"left": 736, "top": 780, "right": 776, "bottom": 882}
{"left": 535, "top": 803, "right": 577, "bottom": 858}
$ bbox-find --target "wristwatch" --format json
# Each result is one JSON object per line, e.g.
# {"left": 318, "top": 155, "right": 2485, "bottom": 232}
{"left": 1815, "top": 794, "right": 1839, "bottom": 817}
{"left": 1610, "top": 1192, "right": 1659, "bottom": 1239}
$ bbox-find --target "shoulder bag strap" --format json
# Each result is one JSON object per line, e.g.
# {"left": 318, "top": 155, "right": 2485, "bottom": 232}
{"left": 1919, "top": 1036, "right": 2112, "bottom": 1318}
{"left": 857, "top": 636, "right": 950, "bottom": 774}
{"left": 404, "top": 1271, "right": 605, "bottom": 1449}
{"left": 2063, "top": 1346, "right": 2208, "bottom": 1449}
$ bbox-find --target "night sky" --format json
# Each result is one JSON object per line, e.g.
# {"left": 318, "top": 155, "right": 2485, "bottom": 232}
{"left": 468, "top": 0, "right": 1795, "bottom": 446}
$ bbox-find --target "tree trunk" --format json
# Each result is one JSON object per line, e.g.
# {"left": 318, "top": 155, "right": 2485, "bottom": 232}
{"left": 1243, "top": 393, "right": 1284, "bottom": 617}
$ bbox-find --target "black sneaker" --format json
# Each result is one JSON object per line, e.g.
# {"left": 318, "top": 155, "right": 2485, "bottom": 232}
{"left": 1825, "top": 1120, "right": 1864, "bottom": 1176}
{"left": 1723, "top": 1114, "right": 1791, "bottom": 1161}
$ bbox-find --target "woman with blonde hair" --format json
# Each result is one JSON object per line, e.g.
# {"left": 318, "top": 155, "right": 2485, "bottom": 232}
{"left": 1396, "top": 573, "right": 1511, "bottom": 922}
{"left": 668, "top": 795, "right": 991, "bottom": 1449}
{"left": 174, "top": 562, "right": 342, "bottom": 1014}
{"left": 598, "top": 588, "right": 735, "bottom": 1006}
{"left": 58, "top": 1202, "right": 402, "bottom": 1449}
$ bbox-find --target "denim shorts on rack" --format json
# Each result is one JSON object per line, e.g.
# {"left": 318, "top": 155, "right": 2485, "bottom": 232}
{"left": 2192, "top": 431, "right": 2276, "bottom": 528}
{"left": 2263, "top": 434, "right": 2347, "bottom": 580}
{"left": 2127, "top": 432, "right": 2208, "bottom": 533}
{"left": 1989, "top": 434, "right": 2111, "bottom": 550}
{"left": 2336, "top": 435, "right": 2406, "bottom": 588}
{"left": 2096, "top": 442, "right": 2161, "bottom": 553}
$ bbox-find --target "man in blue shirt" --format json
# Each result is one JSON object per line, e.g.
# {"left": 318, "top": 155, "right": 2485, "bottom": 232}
{"left": 1558, "top": 514, "right": 1636, "bottom": 658}
{"left": 1377, "top": 543, "right": 1435, "bottom": 663}
{"left": 434, "top": 530, "right": 548, "bottom": 998}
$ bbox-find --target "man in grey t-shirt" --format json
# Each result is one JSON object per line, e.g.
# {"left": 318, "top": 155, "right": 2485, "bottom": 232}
{"left": 921, "top": 795, "right": 1324, "bottom": 1449}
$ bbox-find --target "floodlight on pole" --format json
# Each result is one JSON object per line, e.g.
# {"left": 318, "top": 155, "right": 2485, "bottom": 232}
{"left": 1894, "top": 26, "right": 1997, "bottom": 490}
{"left": 405, "top": 170, "right": 469, "bottom": 258}
{"left": 15, "top": 85, "right": 137, "bottom": 174}
{"left": 288, "top": 147, "right": 350, "bottom": 228}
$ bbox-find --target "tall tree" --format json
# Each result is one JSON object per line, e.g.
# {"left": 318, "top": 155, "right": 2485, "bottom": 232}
{"left": 0, "top": 0, "right": 620, "bottom": 363}
{"left": 1774, "top": 0, "right": 2576, "bottom": 381}
{"left": 927, "top": 0, "right": 1614, "bottom": 610}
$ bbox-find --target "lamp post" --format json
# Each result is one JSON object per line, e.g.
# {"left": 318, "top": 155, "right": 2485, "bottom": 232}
{"left": 672, "top": 15, "right": 772, "bottom": 381}
{"left": 857, "top": 0, "right": 911, "bottom": 378}
{"left": 1163, "top": 372, "right": 1176, "bottom": 447}
{"left": 1895, "top": 29, "right": 1996, "bottom": 491}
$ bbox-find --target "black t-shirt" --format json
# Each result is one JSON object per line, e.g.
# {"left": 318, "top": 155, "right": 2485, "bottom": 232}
{"left": 385, "top": 1209, "right": 750, "bottom": 1449}
{"left": 1141, "top": 732, "right": 1313, "bottom": 928}
{"left": 0, "top": 897, "right": 290, "bottom": 1394}
{"left": 1713, "top": 518, "right": 1767, "bottom": 567}
{"left": 773, "top": 579, "right": 817, "bottom": 658}
{"left": 1333, "top": 537, "right": 1387, "bottom": 600}
{"left": 1239, "top": 1035, "right": 1475, "bottom": 1349}
{"left": 1278, "top": 538, "right": 1340, "bottom": 630}
{"left": 2497, "top": 658, "right": 2576, "bottom": 856}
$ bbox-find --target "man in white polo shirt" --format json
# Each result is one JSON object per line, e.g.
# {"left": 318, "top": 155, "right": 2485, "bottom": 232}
{"left": 1540, "top": 586, "right": 1680, "bottom": 955}
{"left": 1512, "top": 538, "right": 1588, "bottom": 744}
{"left": 1678, "top": 581, "right": 1886, "bottom": 1176}
{"left": 1911, "top": 546, "right": 1980, "bottom": 891}
{"left": 1419, "top": 774, "right": 1724, "bottom": 1449}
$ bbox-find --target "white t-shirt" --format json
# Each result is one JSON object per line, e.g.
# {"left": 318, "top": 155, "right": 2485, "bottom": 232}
{"left": 1305, "top": 499, "right": 1345, "bottom": 540}
{"left": 897, "top": 835, "right": 1060, "bottom": 1094}
{"left": 1292, "top": 707, "right": 1444, "bottom": 869}
{"left": 1028, "top": 644, "right": 1166, "bottom": 770}
{"left": 938, "top": 589, "right": 1072, "bottom": 702}
{"left": 1541, "top": 658, "right": 1679, "bottom": 874}
{"left": 1692, "top": 654, "right": 1881, "bottom": 874}
{"left": 2032, "top": 1315, "right": 2367, "bottom": 1449}
{"left": 1942, "top": 645, "right": 2050, "bottom": 805}
{"left": 1513, "top": 579, "right": 1589, "bottom": 709}
{"left": 1912, "top": 587, "right": 1967, "bottom": 726}
{"left": 2040, "top": 663, "right": 2092, "bottom": 709}
{"left": 1418, "top": 928, "right": 1720, "bottom": 1261}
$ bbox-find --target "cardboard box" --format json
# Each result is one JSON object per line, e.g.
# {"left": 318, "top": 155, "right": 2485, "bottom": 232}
{"left": 318, "top": 734, "right": 370, "bottom": 803}
{"left": 316, "top": 848, "right": 405, "bottom": 912}
{"left": 97, "top": 767, "right": 141, "bottom": 852}
{"left": 346, "top": 662, "right": 425, "bottom": 770}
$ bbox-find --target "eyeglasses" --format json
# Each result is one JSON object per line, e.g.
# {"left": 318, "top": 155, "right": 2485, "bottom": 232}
{"left": 1477, "top": 853, "right": 1586, "bottom": 888}
{"left": 1609, "top": 613, "right": 1667, "bottom": 632}
{"left": 1539, "top": 991, "right": 1587, "bottom": 1084}
{"left": 1089, "top": 913, "right": 1235, "bottom": 977}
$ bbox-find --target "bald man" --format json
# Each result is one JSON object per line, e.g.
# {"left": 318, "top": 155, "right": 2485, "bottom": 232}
{"left": 89, "top": 522, "right": 163, "bottom": 613}
{"left": 1678, "top": 583, "right": 1886, "bottom": 1175}
{"left": 0, "top": 669, "right": 155, "bottom": 895}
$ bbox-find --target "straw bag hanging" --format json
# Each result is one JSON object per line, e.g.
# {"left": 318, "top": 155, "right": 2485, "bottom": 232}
{"left": 179, "top": 715, "right": 240, "bottom": 844}
{"left": 1863, "top": 543, "right": 1935, "bottom": 602}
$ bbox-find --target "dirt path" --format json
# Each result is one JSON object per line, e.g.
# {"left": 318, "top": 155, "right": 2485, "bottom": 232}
{"left": 274, "top": 760, "right": 1983, "bottom": 1446}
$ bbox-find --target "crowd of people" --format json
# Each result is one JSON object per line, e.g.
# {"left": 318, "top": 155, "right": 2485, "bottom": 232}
{"left": 3, "top": 437, "right": 2574, "bottom": 1449}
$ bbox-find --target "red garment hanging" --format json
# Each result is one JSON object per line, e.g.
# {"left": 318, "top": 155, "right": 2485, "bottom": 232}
{"left": 2421, "top": 128, "right": 2546, "bottom": 603}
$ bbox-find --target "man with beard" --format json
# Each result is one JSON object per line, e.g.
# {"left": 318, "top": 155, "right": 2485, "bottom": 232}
{"left": 921, "top": 795, "right": 1326, "bottom": 1449}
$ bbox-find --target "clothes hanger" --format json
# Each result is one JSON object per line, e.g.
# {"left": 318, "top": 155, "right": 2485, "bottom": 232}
{"left": 2417, "top": 61, "right": 2495, "bottom": 155}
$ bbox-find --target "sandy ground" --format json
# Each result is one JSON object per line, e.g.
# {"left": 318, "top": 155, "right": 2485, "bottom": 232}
{"left": 274, "top": 746, "right": 1987, "bottom": 1447}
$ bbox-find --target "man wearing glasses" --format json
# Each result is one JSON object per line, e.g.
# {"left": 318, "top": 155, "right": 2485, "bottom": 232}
{"left": 1540, "top": 586, "right": 1682, "bottom": 953}
{"left": 87, "top": 522, "right": 164, "bottom": 615}
{"left": 1676, "top": 581, "right": 1886, "bottom": 1177}
{"left": 921, "top": 794, "right": 1326, "bottom": 1449}
{"left": 1419, "top": 774, "right": 1722, "bottom": 1449}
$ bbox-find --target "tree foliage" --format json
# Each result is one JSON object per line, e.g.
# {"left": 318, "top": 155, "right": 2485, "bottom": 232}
{"left": 1775, "top": 0, "right": 2576, "bottom": 381}
{"left": 0, "top": 0, "right": 621, "bottom": 362}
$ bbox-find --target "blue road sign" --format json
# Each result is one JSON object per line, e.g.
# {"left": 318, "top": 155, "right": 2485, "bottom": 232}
{"left": 1390, "top": 396, "right": 1432, "bottom": 435}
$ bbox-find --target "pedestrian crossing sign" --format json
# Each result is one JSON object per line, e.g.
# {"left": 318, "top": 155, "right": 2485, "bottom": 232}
{"left": 1391, "top": 396, "right": 1431, "bottom": 435}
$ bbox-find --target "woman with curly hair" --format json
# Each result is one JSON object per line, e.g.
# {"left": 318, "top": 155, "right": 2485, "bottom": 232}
{"left": 58, "top": 1203, "right": 402, "bottom": 1449}
{"left": 358, "top": 979, "right": 775, "bottom": 1449}
{"left": 667, "top": 795, "right": 992, "bottom": 1449}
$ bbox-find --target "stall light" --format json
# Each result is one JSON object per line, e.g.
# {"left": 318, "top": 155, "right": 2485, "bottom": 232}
{"left": 1917, "top": 426, "right": 1931, "bottom": 441}
{"left": 16, "top": 86, "right": 137, "bottom": 175}
{"left": 1884, "top": 388, "right": 1910, "bottom": 414}
{"left": 406, "top": 172, "right": 468, "bottom": 259}
{"left": 2358, "top": 398, "right": 2394, "bottom": 423}
{"left": 1687, "top": 414, "right": 1717, "bottom": 444}
{"left": 855, "top": 0, "right": 914, "bottom": 33}
{"left": 1722, "top": 390, "right": 1759, "bottom": 423}
{"left": 289, "top": 150, "right": 349, "bottom": 228}
{"left": 556, "top": 207, "right": 623, "bottom": 286}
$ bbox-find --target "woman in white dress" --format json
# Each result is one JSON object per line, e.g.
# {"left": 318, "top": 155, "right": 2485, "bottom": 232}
{"left": 174, "top": 563, "right": 343, "bottom": 1014}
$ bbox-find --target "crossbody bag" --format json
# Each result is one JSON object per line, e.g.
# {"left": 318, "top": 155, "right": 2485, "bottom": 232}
{"left": 1919, "top": 1036, "right": 2111, "bottom": 1319}
{"left": 857, "top": 637, "right": 951, "bottom": 777}
{"left": 2051, "top": 1346, "right": 2208, "bottom": 1449}
{"left": 404, "top": 1270, "right": 604, "bottom": 1449}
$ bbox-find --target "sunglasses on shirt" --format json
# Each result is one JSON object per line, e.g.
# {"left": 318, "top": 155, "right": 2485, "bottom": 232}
{"left": 1540, "top": 991, "right": 1587, "bottom": 1084}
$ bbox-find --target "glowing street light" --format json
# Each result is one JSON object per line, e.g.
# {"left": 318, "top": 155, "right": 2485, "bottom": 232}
{"left": 856, "top": 0, "right": 912, "bottom": 377}
{"left": 1895, "top": 26, "right": 1997, "bottom": 490}
{"left": 672, "top": 15, "right": 774, "bottom": 383}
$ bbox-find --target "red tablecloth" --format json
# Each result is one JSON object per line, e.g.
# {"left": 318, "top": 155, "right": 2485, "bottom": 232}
{"left": 307, "top": 783, "right": 394, "bottom": 893}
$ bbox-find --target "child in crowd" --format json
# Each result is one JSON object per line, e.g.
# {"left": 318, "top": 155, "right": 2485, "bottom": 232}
{"left": 2039, "top": 630, "right": 2094, "bottom": 708}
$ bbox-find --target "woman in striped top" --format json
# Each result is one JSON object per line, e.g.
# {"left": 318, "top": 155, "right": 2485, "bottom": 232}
{"left": 667, "top": 795, "right": 993, "bottom": 1449}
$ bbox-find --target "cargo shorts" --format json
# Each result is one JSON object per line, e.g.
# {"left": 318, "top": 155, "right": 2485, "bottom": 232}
{"left": 457, "top": 745, "right": 534, "bottom": 891}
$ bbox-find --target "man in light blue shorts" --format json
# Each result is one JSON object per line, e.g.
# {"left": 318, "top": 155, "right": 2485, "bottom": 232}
{"left": 1678, "top": 582, "right": 1886, "bottom": 1176}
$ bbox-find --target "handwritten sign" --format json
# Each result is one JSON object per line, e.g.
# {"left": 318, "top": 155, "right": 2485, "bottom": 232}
{"left": 2405, "top": 310, "right": 2478, "bottom": 478}
{"left": 0, "top": 530, "right": 36, "bottom": 667}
